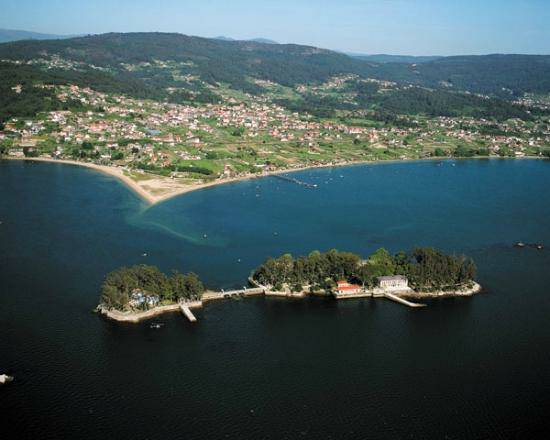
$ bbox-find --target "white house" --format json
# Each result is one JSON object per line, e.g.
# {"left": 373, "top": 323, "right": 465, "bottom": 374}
{"left": 377, "top": 275, "right": 409, "bottom": 291}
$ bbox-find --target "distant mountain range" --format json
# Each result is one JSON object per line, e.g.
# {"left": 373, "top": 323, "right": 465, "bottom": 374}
{"left": 349, "top": 54, "right": 443, "bottom": 64}
{"left": 1, "top": 31, "right": 548, "bottom": 125}
{"left": 215, "top": 36, "right": 278, "bottom": 44}
{"left": 0, "top": 28, "right": 78, "bottom": 43}
{"left": 1, "top": 31, "right": 549, "bottom": 113}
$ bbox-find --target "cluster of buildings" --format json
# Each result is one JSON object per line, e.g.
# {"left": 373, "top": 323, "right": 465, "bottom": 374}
{"left": 1, "top": 81, "right": 548, "bottom": 178}
{"left": 333, "top": 276, "right": 411, "bottom": 299}
{"left": 129, "top": 290, "right": 160, "bottom": 309}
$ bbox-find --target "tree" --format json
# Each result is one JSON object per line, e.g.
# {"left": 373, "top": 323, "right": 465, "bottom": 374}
{"left": 170, "top": 271, "right": 187, "bottom": 301}
{"left": 453, "top": 144, "right": 475, "bottom": 157}
{"left": 182, "top": 272, "right": 204, "bottom": 300}
{"left": 111, "top": 150, "right": 124, "bottom": 160}
{"left": 232, "top": 127, "right": 245, "bottom": 137}
{"left": 100, "top": 266, "right": 138, "bottom": 309}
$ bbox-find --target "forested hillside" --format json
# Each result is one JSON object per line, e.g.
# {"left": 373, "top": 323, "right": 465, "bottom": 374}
{"left": 0, "top": 32, "right": 548, "bottom": 124}
{"left": 1, "top": 32, "right": 549, "bottom": 96}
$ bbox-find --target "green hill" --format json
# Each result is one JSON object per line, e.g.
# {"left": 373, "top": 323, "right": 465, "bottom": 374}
{"left": 0, "top": 32, "right": 548, "bottom": 123}
{"left": 1, "top": 32, "right": 548, "bottom": 97}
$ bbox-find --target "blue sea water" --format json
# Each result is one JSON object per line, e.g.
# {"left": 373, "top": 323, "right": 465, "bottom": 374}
{"left": 1, "top": 158, "right": 550, "bottom": 439}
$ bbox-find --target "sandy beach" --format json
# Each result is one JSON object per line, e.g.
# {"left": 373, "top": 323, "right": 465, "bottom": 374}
{"left": 6, "top": 156, "right": 387, "bottom": 205}
{"left": 5, "top": 156, "right": 543, "bottom": 206}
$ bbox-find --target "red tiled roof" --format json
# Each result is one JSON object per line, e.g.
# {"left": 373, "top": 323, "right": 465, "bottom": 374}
{"left": 336, "top": 282, "right": 362, "bottom": 291}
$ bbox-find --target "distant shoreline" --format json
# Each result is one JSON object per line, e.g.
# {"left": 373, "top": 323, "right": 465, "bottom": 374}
{"left": 4, "top": 156, "right": 545, "bottom": 206}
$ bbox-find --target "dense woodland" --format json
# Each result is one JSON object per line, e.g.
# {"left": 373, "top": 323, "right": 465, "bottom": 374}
{"left": 252, "top": 248, "right": 476, "bottom": 293}
{"left": 100, "top": 265, "right": 204, "bottom": 311}
{"left": 1, "top": 34, "right": 549, "bottom": 95}
{"left": 276, "top": 84, "right": 532, "bottom": 121}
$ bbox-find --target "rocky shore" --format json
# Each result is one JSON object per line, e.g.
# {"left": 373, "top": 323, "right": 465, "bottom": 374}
{"left": 97, "top": 301, "right": 202, "bottom": 323}
{"left": 396, "top": 282, "right": 482, "bottom": 299}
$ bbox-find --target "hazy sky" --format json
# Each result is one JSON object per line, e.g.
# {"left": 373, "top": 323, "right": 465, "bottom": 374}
{"left": 1, "top": 0, "right": 548, "bottom": 55}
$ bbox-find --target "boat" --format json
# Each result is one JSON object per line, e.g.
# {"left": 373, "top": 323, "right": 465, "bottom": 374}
{"left": 514, "top": 242, "right": 525, "bottom": 248}
{"left": 150, "top": 323, "right": 164, "bottom": 329}
{"left": 0, "top": 374, "right": 14, "bottom": 384}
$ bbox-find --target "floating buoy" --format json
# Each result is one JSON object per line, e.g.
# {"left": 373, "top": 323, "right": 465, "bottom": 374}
{"left": 142, "top": 253, "right": 148, "bottom": 257}
{"left": 203, "top": 234, "right": 207, "bottom": 239}
{"left": 0, "top": 374, "right": 13, "bottom": 385}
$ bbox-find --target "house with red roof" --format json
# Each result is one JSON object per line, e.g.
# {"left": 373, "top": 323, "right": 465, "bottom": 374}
{"left": 333, "top": 280, "right": 365, "bottom": 298}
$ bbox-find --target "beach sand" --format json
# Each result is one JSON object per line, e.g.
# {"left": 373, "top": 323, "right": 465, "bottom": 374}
{"left": 5, "top": 156, "right": 371, "bottom": 205}
{"left": 6, "top": 156, "right": 541, "bottom": 206}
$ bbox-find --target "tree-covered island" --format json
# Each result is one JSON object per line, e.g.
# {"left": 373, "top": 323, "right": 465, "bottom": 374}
{"left": 100, "top": 265, "right": 204, "bottom": 311}
{"left": 97, "top": 247, "right": 478, "bottom": 322}
{"left": 251, "top": 247, "right": 478, "bottom": 296}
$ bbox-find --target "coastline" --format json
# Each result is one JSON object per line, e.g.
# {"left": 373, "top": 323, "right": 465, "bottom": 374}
{"left": 97, "top": 301, "right": 202, "bottom": 323}
{"left": 97, "top": 281, "right": 482, "bottom": 323}
{"left": 4, "top": 155, "right": 545, "bottom": 206}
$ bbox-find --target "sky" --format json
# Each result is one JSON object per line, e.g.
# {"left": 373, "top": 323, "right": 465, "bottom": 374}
{"left": 0, "top": 0, "right": 549, "bottom": 55}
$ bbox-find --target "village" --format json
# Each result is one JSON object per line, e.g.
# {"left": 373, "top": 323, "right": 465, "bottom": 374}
{"left": 1, "top": 78, "right": 549, "bottom": 187}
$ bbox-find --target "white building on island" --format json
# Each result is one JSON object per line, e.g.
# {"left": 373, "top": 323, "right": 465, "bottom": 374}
{"left": 377, "top": 275, "right": 409, "bottom": 291}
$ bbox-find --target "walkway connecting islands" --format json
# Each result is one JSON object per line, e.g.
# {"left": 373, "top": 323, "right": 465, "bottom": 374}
{"left": 176, "top": 280, "right": 425, "bottom": 324}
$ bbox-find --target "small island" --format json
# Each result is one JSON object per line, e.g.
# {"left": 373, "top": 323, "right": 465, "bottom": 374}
{"left": 251, "top": 247, "right": 480, "bottom": 300}
{"left": 97, "top": 266, "right": 205, "bottom": 322}
{"left": 97, "top": 247, "right": 480, "bottom": 323}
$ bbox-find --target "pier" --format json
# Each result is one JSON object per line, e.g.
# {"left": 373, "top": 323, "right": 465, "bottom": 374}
{"left": 272, "top": 174, "right": 318, "bottom": 189}
{"left": 180, "top": 304, "right": 198, "bottom": 322}
{"left": 383, "top": 292, "right": 426, "bottom": 308}
{"left": 101, "top": 281, "right": 429, "bottom": 325}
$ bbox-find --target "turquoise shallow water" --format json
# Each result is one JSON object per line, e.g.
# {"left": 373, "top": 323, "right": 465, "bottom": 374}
{"left": 1, "top": 158, "right": 550, "bottom": 439}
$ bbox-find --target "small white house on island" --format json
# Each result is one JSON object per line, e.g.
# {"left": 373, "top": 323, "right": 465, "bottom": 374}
{"left": 377, "top": 275, "right": 409, "bottom": 291}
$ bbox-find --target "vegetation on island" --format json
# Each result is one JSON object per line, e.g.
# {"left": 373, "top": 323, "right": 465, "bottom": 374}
{"left": 252, "top": 247, "right": 477, "bottom": 293}
{"left": 100, "top": 265, "right": 204, "bottom": 311}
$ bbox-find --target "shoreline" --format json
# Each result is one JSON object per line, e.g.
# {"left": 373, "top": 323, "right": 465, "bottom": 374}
{"left": 395, "top": 282, "right": 482, "bottom": 299}
{"left": 97, "top": 301, "right": 202, "bottom": 323}
{"left": 4, "top": 155, "right": 546, "bottom": 206}
{"left": 97, "top": 281, "right": 482, "bottom": 323}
